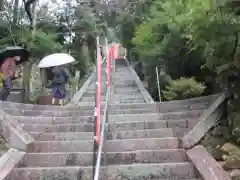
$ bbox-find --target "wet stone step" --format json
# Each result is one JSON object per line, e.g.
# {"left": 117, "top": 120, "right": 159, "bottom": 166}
{"left": 32, "top": 137, "right": 179, "bottom": 152}
{"left": 29, "top": 132, "right": 93, "bottom": 141}
{"left": 12, "top": 163, "right": 198, "bottom": 180}
{"left": 29, "top": 127, "right": 188, "bottom": 141}
{"left": 21, "top": 149, "right": 187, "bottom": 167}
{"left": 107, "top": 128, "right": 174, "bottom": 140}
{"left": 22, "top": 119, "right": 194, "bottom": 133}
{"left": 0, "top": 102, "right": 80, "bottom": 111}
{"left": 110, "top": 110, "right": 203, "bottom": 121}
{"left": 3, "top": 108, "right": 93, "bottom": 117}
{"left": 108, "top": 119, "right": 191, "bottom": 131}
{"left": 14, "top": 110, "right": 202, "bottom": 125}
{"left": 22, "top": 123, "right": 94, "bottom": 133}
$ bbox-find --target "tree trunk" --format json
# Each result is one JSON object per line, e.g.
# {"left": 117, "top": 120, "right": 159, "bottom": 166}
{"left": 13, "top": 0, "right": 19, "bottom": 24}
{"left": 22, "top": 1, "right": 37, "bottom": 101}
{"left": 82, "top": 40, "right": 91, "bottom": 71}
{"left": 0, "top": 0, "right": 4, "bottom": 11}
{"left": 30, "top": 1, "right": 37, "bottom": 34}
{"left": 22, "top": 62, "right": 33, "bottom": 102}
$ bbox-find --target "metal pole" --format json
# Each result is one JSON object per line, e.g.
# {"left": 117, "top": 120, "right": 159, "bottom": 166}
{"left": 156, "top": 66, "right": 161, "bottom": 102}
{"left": 113, "top": 45, "right": 116, "bottom": 94}
{"left": 93, "top": 36, "right": 100, "bottom": 180}
{"left": 105, "top": 37, "right": 110, "bottom": 94}
{"left": 103, "top": 91, "right": 108, "bottom": 166}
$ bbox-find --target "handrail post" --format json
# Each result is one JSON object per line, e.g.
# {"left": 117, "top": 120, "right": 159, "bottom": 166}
{"left": 103, "top": 90, "right": 108, "bottom": 166}
{"left": 92, "top": 36, "right": 101, "bottom": 180}
{"left": 112, "top": 53, "right": 116, "bottom": 94}
{"left": 93, "top": 42, "right": 115, "bottom": 180}
{"left": 155, "top": 66, "right": 161, "bottom": 102}
{"left": 93, "top": 89, "right": 109, "bottom": 180}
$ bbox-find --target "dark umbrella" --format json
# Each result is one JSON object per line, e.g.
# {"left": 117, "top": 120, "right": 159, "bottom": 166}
{"left": 0, "top": 46, "right": 30, "bottom": 66}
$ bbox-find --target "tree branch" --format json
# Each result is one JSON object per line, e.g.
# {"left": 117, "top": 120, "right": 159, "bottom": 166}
{"left": 4, "top": 12, "right": 17, "bottom": 45}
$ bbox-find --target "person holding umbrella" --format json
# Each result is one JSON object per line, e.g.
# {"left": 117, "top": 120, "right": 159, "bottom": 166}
{"left": 0, "top": 56, "right": 21, "bottom": 100}
{"left": 0, "top": 46, "right": 29, "bottom": 101}
{"left": 51, "top": 65, "right": 69, "bottom": 106}
{"left": 38, "top": 53, "right": 75, "bottom": 106}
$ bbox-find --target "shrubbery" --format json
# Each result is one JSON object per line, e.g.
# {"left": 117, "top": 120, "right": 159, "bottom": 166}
{"left": 162, "top": 77, "right": 206, "bottom": 100}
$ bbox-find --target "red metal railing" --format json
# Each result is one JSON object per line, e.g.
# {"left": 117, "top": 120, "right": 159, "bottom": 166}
{"left": 93, "top": 40, "right": 117, "bottom": 180}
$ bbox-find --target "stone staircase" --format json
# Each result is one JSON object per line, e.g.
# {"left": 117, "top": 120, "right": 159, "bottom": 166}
{"left": 0, "top": 59, "right": 230, "bottom": 180}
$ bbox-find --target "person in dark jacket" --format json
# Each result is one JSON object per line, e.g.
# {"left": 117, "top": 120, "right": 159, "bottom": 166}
{"left": 51, "top": 65, "right": 69, "bottom": 106}
{"left": 0, "top": 56, "right": 20, "bottom": 101}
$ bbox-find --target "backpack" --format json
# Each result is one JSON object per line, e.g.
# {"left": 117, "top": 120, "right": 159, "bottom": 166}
{"left": 52, "top": 68, "right": 68, "bottom": 85}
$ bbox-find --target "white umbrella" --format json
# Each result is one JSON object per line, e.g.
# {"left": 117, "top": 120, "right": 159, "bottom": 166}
{"left": 38, "top": 53, "right": 76, "bottom": 68}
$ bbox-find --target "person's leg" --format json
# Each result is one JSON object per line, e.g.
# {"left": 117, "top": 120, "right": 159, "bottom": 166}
{"left": 0, "top": 88, "right": 5, "bottom": 101}
{"left": 59, "top": 89, "right": 66, "bottom": 106}
{"left": 59, "top": 99, "right": 64, "bottom": 106}
{"left": 52, "top": 97, "right": 55, "bottom": 104}
{"left": 4, "top": 89, "right": 10, "bottom": 101}
{"left": 0, "top": 88, "right": 10, "bottom": 101}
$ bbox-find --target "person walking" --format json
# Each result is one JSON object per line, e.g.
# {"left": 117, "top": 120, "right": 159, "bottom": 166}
{"left": 0, "top": 56, "right": 20, "bottom": 101}
{"left": 51, "top": 65, "right": 69, "bottom": 106}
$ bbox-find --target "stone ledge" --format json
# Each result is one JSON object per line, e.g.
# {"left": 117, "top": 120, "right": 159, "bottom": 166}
{"left": 124, "top": 58, "right": 155, "bottom": 104}
{"left": 71, "top": 71, "right": 95, "bottom": 105}
{"left": 0, "top": 148, "right": 25, "bottom": 180}
{"left": 182, "top": 93, "right": 227, "bottom": 149}
{"left": 0, "top": 115, "right": 35, "bottom": 152}
{"left": 187, "top": 145, "right": 231, "bottom": 180}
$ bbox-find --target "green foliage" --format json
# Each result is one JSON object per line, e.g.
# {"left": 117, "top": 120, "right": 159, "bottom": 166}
{"left": 119, "top": 0, "right": 240, "bottom": 101}
{"left": 0, "top": 27, "right": 62, "bottom": 59}
{"left": 162, "top": 77, "right": 206, "bottom": 100}
{"left": 21, "top": 29, "right": 62, "bottom": 59}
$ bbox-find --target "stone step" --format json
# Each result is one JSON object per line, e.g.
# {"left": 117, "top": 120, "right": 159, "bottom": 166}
{"left": 71, "top": 104, "right": 206, "bottom": 115}
{"left": 33, "top": 137, "right": 179, "bottom": 152}
{"left": 82, "top": 92, "right": 105, "bottom": 97}
{"left": 3, "top": 108, "right": 87, "bottom": 117}
{"left": 29, "top": 128, "right": 190, "bottom": 141}
{"left": 112, "top": 94, "right": 143, "bottom": 98}
{"left": 108, "top": 102, "right": 208, "bottom": 111}
{"left": 3, "top": 103, "right": 207, "bottom": 117}
{"left": 29, "top": 128, "right": 174, "bottom": 141}
{"left": 77, "top": 101, "right": 105, "bottom": 106}
{"left": 109, "top": 104, "right": 206, "bottom": 114}
{"left": 114, "top": 90, "right": 141, "bottom": 94}
{"left": 107, "top": 128, "right": 174, "bottom": 140}
{"left": 110, "top": 110, "right": 203, "bottom": 121}
{"left": 81, "top": 95, "right": 143, "bottom": 102}
{"left": 114, "top": 85, "right": 138, "bottom": 88}
{"left": 86, "top": 98, "right": 211, "bottom": 110}
{"left": 22, "top": 123, "right": 93, "bottom": 133}
{"left": 0, "top": 102, "right": 80, "bottom": 111}
{"left": 21, "top": 149, "right": 187, "bottom": 167}
{"left": 3, "top": 94, "right": 215, "bottom": 112}
{"left": 8, "top": 109, "right": 204, "bottom": 122}
{"left": 80, "top": 99, "right": 145, "bottom": 104}
{"left": 108, "top": 119, "right": 193, "bottom": 131}
{"left": 13, "top": 116, "right": 93, "bottom": 124}
{"left": 111, "top": 99, "right": 145, "bottom": 104}
{"left": 173, "top": 128, "right": 190, "bottom": 137}
{"left": 80, "top": 98, "right": 144, "bottom": 104}
{"left": 14, "top": 110, "right": 202, "bottom": 125}
{"left": 11, "top": 163, "right": 198, "bottom": 180}
{"left": 29, "top": 132, "right": 93, "bottom": 141}
{"left": 83, "top": 90, "right": 141, "bottom": 96}
{"left": 22, "top": 119, "right": 196, "bottom": 133}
